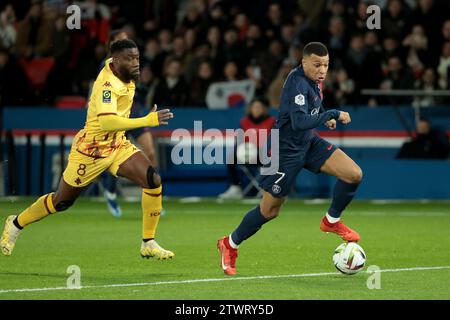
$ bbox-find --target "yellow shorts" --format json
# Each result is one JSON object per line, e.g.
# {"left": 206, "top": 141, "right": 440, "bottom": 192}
{"left": 63, "top": 137, "right": 140, "bottom": 188}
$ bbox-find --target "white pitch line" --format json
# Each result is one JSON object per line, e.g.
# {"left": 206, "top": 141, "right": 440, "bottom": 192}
{"left": 0, "top": 266, "right": 449, "bottom": 294}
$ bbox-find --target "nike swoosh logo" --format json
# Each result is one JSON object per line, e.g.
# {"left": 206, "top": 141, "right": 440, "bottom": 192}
{"left": 327, "top": 145, "right": 333, "bottom": 151}
{"left": 220, "top": 248, "right": 229, "bottom": 270}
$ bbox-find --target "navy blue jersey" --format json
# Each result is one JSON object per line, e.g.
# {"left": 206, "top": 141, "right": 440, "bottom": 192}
{"left": 273, "top": 66, "right": 340, "bottom": 155}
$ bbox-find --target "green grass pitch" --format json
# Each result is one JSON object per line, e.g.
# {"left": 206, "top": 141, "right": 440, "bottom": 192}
{"left": 0, "top": 197, "right": 449, "bottom": 300}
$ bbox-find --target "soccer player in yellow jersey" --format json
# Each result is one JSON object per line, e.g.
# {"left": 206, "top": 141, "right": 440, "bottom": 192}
{"left": 0, "top": 39, "right": 175, "bottom": 260}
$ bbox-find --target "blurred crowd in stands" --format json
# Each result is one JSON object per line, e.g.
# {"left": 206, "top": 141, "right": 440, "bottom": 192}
{"left": 1, "top": 0, "right": 450, "bottom": 108}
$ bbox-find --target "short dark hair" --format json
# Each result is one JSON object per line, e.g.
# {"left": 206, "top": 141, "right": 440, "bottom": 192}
{"left": 110, "top": 39, "right": 137, "bottom": 55}
{"left": 303, "top": 42, "right": 328, "bottom": 57}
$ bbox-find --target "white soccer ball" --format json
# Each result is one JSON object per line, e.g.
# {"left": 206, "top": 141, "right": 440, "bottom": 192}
{"left": 236, "top": 142, "right": 258, "bottom": 164}
{"left": 333, "top": 242, "right": 366, "bottom": 275}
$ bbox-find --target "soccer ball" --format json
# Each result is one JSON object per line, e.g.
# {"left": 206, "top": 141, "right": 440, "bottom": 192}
{"left": 333, "top": 242, "right": 366, "bottom": 275}
{"left": 236, "top": 142, "right": 258, "bottom": 164}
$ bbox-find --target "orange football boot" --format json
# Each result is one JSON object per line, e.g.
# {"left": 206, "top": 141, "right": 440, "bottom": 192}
{"left": 320, "top": 217, "right": 360, "bottom": 242}
{"left": 217, "top": 236, "right": 238, "bottom": 275}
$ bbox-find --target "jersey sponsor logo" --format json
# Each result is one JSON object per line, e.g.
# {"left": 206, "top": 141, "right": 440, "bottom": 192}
{"left": 311, "top": 107, "right": 320, "bottom": 115}
{"left": 272, "top": 184, "right": 281, "bottom": 194}
{"left": 294, "top": 94, "right": 305, "bottom": 106}
{"left": 102, "top": 90, "right": 111, "bottom": 103}
{"left": 103, "top": 81, "right": 112, "bottom": 87}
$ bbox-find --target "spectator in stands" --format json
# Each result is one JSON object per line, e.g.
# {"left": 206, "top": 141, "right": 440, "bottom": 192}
{"left": 402, "top": 25, "right": 429, "bottom": 76}
{"left": 153, "top": 57, "right": 189, "bottom": 107}
{"left": 242, "top": 24, "right": 265, "bottom": 66}
{"left": 158, "top": 29, "right": 173, "bottom": 54}
{"left": 437, "top": 41, "right": 450, "bottom": 89}
{"left": 280, "top": 23, "right": 296, "bottom": 47}
{"left": 332, "top": 68, "right": 356, "bottom": 106}
{"left": 74, "top": 0, "right": 111, "bottom": 21}
{"left": 360, "top": 31, "right": 384, "bottom": 91}
{"left": 206, "top": 26, "right": 224, "bottom": 71}
{"left": 15, "top": 0, "right": 53, "bottom": 58}
{"left": 382, "top": 0, "right": 409, "bottom": 40}
{"left": 246, "top": 58, "right": 264, "bottom": 96}
{"left": 379, "top": 55, "right": 414, "bottom": 104}
{"left": 381, "top": 55, "right": 414, "bottom": 90}
{"left": 180, "top": 2, "right": 204, "bottom": 33}
{"left": 324, "top": 0, "right": 352, "bottom": 34}
{"left": 267, "top": 59, "right": 295, "bottom": 108}
{"left": 222, "top": 28, "right": 243, "bottom": 65}
{"left": 407, "top": 0, "right": 445, "bottom": 62}
{"left": 218, "top": 98, "right": 276, "bottom": 199}
{"left": 263, "top": 3, "right": 283, "bottom": 40}
{"left": 135, "top": 64, "right": 159, "bottom": 108}
{"left": 441, "top": 19, "right": 450, "bottom": 44}
{"left": 0, "top": 49, "right": 31, "bottom": 106}
{"left": 184, "top": 42, "right": 210, "bottom": 81}
{"left": 170, "top": 35, "right": 190, "bottom": 68}
{"left": 142, "top": 38, "right": 166, "bottom": 79}
{"left": 258, "top": 39, "right": 285, "bottom": 85}
{"left": 42, "top": 14, "right": 72, "bottom": 102}
{"left": 326, "top": 16, "right": 347, "bottom": 64}
{"left": 397, "top": 117, "right": 450, "bottom": 159}
{"left": 0, "top": 4, "right": 16, "bottom": 51}
{"left": 206, "top": 2, "right": 228, "bottom": 32}
{"left": 222, "top": 61, "right": 241, "bottom": 81}
{"left": 184, "top": 28, "right": 197, "bottom": 52}
{"left": 382, "top": 36, "right": 402, "bottom": 65}
{"left": 3, "top": 0, "right": 450, "bottom": 108}
{"left": 364, "top": 31, "right": 382, "bottom": 55}
{"left": 234, "top": 13, "right": 249, "bottom": 42}
{"left": 412, "top": 68, "right": 440, "bottom": 107}
{"left": 345, "top": 33, "right": 368, "bottom": 85}
{"left": 353, "top": 1, "right": 370, "bottom": 33}
{"left": 189, "top": 60, "right": 214, "bottom": 107}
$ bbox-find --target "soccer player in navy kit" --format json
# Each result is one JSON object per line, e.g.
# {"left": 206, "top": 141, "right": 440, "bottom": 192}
{"left": 218, "top": 42, "right": 362, "bottom": 275}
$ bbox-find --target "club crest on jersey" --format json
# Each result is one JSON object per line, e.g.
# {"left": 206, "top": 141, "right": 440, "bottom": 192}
{"left": 272, "top": 184, "right": 281, "bottom": 194}
{"left": 103, "top": 90, "right": 111, "bottom": 103}
{"left": 294, "top": 94, "right": 305, "bottom": 106}
{"left": 311, "top": 107, "right": 320, "bottom": 115}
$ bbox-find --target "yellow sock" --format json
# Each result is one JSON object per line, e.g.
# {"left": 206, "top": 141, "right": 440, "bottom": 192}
{"left": 17, "top": 193, "right": 56, "bottom": 228}
{"left": 142, "top": 186, "right": 162, "bottom": 239}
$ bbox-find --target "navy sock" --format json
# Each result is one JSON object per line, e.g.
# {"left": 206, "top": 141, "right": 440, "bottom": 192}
{"left": 231, "top": 206, "right": 268, "bottom": 245}
{"left": 328, "top": 180, "right": 360, "bottom": 218}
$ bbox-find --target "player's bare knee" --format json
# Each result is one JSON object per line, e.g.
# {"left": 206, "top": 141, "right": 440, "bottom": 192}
{"left": 347, "top": 166, "right": 363, "bottom": 184}
{"left": 261, "top": 205, "right": 281, "bottom": 220}
{"left": 146, "top": 166, "right": 161, "bottom": 189}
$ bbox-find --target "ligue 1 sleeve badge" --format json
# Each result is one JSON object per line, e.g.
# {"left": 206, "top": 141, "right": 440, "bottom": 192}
{"left": 103, "top": 90, "right": 111, "bottom": 103}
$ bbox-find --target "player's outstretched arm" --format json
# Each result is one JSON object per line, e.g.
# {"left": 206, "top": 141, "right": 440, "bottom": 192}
{"left": 325, "top": 112, "right": 351, "bottom": 129}
{"left": 290, "top": 109, "right": 341, "bottom": 131}
{"left": 98, "top": 104, "right": 173, "bottom": 132}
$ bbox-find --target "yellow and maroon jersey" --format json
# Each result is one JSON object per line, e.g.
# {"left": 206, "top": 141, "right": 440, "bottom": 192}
{"left": 75, "top": 58, "right": 135, "bottom": 158}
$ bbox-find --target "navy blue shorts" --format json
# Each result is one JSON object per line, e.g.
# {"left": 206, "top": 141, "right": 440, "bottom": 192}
{"left": 127, "top": 103, "right": 151, "bottom": 140}
{"left": 258, "top": 135, "right": 337, "bottom": 198}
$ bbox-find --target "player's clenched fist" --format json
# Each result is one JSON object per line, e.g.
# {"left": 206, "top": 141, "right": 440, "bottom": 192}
{"left": 147, "top": 104, "right": 174, "bottom": 126}
{"left": 325, "top": 119, "right": 337, "bottom": 130}
{"left": 338, "top": 111, "right": 351, "bottom": 124}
